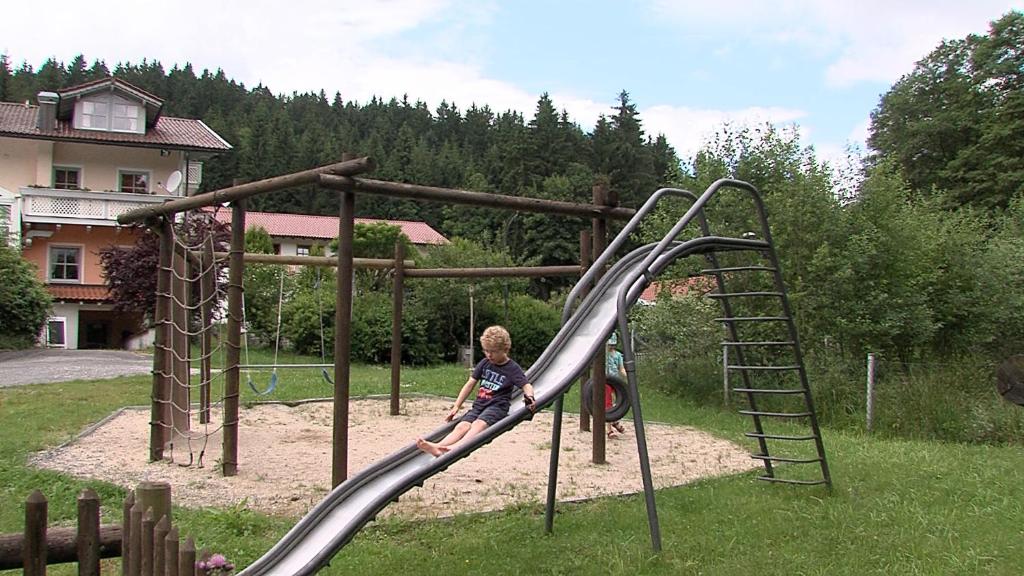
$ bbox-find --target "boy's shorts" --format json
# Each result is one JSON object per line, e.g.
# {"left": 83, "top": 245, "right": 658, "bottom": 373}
{"left": 460, "top": 403, "right": 509, "bottom": 426}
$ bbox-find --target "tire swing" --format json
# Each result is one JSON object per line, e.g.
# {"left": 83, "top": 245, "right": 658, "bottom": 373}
{"left": 582, "top": 374, "right": 631, "bottom": 422}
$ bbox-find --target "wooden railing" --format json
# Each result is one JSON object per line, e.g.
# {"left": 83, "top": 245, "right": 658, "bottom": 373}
{"left": 0, "top": 482, "right": 207, "bottom": 576}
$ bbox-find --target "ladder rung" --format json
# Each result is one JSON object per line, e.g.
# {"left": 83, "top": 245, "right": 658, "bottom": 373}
{"left": 721, "top": 341, "right": 795, "bottom": 347}
{"left": 715, "top": 316, "right": 791, "bottom": 322}
{"left": 733, "top": 387, "right": 806, "bottom": 395}
{"left": 756, "top": 476, "right": 829, "bottom": 486}
{"left": 745, "top": 432, "right": 818, "bottom": 441}
{"left": 702, "top": 266, "right": 777, "bottom": 274}
{"left": 727, "top": 365, "right": 801, "bottom": 372}
{"left": 739, "top": 410, "right": 812, "bottom": 418}
{"left": 706, "top": 291, "right": 783, "bottom": 299}
{"left": 751, "top": 454, "right": 822, "bottom": 464}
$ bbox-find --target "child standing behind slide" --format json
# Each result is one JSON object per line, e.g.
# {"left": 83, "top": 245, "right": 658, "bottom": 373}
{"left": 417, "top": 325, "right": 536, "bottom": 456}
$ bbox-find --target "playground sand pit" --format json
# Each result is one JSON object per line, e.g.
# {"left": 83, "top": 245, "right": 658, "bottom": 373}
{"left": 30, "top": 396, "right": 757, "bottom": 520}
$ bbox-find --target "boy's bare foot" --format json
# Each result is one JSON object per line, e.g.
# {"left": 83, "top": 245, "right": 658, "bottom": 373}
{"left": 416, "top": 437, "right": 445, "bottom": 457}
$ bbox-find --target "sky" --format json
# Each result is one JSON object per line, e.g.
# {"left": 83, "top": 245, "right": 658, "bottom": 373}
{"left": 3, "top": 1, "right": 1023, "bottom": 171}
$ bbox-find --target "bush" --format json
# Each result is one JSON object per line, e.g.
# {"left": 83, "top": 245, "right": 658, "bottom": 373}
{"left": 282, "top": 288, "right": 442, "bottom": 365}
{"left": 501, "top": 295, "right": 560, "bottom": 366}
{"left": 632, "top": 293, "right": 724, "bottom": 402}
{"left": 0, "top": 243, "right": 51, "bottom": 348}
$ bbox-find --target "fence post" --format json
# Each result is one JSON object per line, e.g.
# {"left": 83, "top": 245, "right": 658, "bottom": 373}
{"left": 128, "top": 502, "right": 142, "bottom": 576}
{"left": 77, "top": 489, "right": 101, "bottom": 576}
{"left": 136, "top": 482, "right": 172, "bottom": 529}
{"left": 165, "top": 527, "right": 179, "bottom": 576}
{"left": 141, "top": 509, "right": 154, "bottom": 576}
{"left": 867, "top": 352, "right": 876, "bottom": 432}
{"left": 122, "top": 492, "right": 135, "bottom": 576}
{"left": 25, "top": 490, "right": 47, "bottom": 576}
{"left": 154, "top": 516, "right": 169, "bottom": 576}
{"left": 178, "top": 537, "right": 196, "bottom": 576}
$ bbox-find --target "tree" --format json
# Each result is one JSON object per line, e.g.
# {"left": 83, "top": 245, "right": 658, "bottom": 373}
{"left": 868, "top": 11, "right": 1024, "bottom": 210}
{"left": 100, "top": 213, "right": 230, "bottom": 322}
{"left": 0, "top": 243, "right": 52, "bottom": 348}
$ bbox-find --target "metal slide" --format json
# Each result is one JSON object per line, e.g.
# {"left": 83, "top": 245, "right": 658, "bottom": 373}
{"left": 228, "top": 241, "right": 591, "bottom": 574}
{"left": 238, "top": 229, "right": 768, "bottom": 576}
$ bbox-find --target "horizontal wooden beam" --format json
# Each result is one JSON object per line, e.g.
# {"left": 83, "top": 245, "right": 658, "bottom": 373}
{"left": 0, "top": 525, "right": 122, "bottom": 570}
{"left": 212, "top": 252, "right": 412, "bottom": 269}
{"left": 319, "top": 175, "right": 635, "bottom": 220}
{"left": 117, "top": 157, "right": 376, "bottom": 225}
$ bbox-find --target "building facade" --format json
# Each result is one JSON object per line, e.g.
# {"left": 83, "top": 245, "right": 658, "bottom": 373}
{"left": 0, "top": 77, "right": 232, "bottom": 349}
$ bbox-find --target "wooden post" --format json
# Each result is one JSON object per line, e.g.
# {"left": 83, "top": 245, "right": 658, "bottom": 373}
{"left": 154, "top": 517, "right": 169, "bottom": 576}
{"left": 24, "top": 490, "right": 46, "bottom": 576}
{"left": 122, "top": 492, "right": 134, "bottom": 576}
{"left": 591, "top": 183, "right": 609, "bottom": 464}
{"left": 164, "top": 528, "right": 179, "bottom": 576}
{"left": 333, "top": 153, "right": 357, "bottom": 487}
{"left": 151, "top": 219, "right": 174, "bottom": 461}
{"left": 223, "top": 200, "right": 245, "bottom": 476}
{"left": 128, "top": 502, "right": 142, "bottom": 576}
{"left": 578, "top": 229, "right": 592, "bottom": 433}
{"left": 390, "top": 241, "right": 405, "bottom": 416}
{"left": 199, "top": 240, "right": 216, "bottom": 424}
{"left": 77, "top": 489, "right": 101, "bottom": 576}
{"left": 171, "top": 240, "right": 190, "bottom": 435}
{"left": 140, "top": 509, "right": 154, "bottom": 576}
{"left": 178, "top": 537, "right": 195, "bottom": 576}
{"left": 135, "top": 482, "right": 172, "bottom": 528}
{"left": 867, "top": 352, "right": 876, "bottom": 432}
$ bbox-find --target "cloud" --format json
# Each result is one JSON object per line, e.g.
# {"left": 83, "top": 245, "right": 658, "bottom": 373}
{"left": 639, "top": 104, "right": 807, "bottom": 160}
{"left": 646, "top": 0, "right": 1024, "bottom": 86}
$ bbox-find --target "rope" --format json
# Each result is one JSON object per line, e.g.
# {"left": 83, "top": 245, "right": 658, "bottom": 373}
{"left": 316, "top": 267, "right": 334, "bottom": 385}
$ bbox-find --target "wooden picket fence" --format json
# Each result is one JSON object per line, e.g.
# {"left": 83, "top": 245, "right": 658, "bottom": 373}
{"left": 0, "top": 482, "right": 206, "bottom": 576}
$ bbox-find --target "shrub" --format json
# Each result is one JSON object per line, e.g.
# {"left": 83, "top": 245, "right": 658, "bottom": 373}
{"left": 0, "top": 243, "right": 51, "bottom": 348}
{"left": 502, "top": 295, "right": 560, "bottom": 366}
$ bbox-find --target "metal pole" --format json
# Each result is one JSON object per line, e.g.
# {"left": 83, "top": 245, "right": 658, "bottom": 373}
{"left": 867, "top": 352, "right": 876, "bottom": 432}
{"left": 723, "top": 344, "right": 730, "bottom": 405}
{"left": 544, "top": 394, "right": 564, "bottom": 534}
{"left": 619, "top": 319, "right": 662, "bottom": 552}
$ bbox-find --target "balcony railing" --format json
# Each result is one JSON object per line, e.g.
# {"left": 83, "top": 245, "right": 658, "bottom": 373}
{"left": 20, "top": 187, "right": 176, "bottom": 226}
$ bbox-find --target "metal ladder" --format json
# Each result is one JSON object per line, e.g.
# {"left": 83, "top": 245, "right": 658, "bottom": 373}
{"left": 702, "top": 241, "right": 832, "bottom": 487}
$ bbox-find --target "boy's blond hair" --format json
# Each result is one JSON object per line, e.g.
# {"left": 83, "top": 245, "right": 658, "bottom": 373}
{"left": 479, "top": 325, "right": 512, "bottom": 352}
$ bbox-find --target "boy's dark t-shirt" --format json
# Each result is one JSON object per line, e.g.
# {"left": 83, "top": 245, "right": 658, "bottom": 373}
{"left": 470, "top": 358, "right": 528, "bottom": 410}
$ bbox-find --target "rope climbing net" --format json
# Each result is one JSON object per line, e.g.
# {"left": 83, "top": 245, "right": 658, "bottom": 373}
{"left": 151, "top": 209, "right": 232, "bottom": 468}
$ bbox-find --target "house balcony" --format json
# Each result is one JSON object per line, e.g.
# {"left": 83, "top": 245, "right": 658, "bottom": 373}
{"left": 19, "top": 187, "right": 175, "bottom": 227}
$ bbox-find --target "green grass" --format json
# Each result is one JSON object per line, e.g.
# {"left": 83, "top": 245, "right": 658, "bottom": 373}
{"left": 2, "top": 362, "right": 1023, "bottom": 575}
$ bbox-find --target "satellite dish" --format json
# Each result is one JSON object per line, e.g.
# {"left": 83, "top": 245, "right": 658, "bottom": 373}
{"left": 166, "top": 170, "right": 183, "bottom": 194}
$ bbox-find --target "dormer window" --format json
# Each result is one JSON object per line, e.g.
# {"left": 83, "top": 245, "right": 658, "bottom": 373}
{"left": 74, "top": 94, "right": 144, "bottom": 134}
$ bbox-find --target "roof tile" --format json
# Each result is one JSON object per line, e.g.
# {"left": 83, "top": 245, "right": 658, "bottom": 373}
{"left": 47, "top": 284, "right": 110, "bottom": 302}
{"left": 213, "top": 210, "right": 449, "bottom": 245}
{"left": 0, "top": 102, "right": 231, "bottom": 152}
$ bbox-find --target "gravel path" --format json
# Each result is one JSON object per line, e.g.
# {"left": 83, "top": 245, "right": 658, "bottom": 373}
{"left": 0, "top": 349, "right": 153, "bottom": 387}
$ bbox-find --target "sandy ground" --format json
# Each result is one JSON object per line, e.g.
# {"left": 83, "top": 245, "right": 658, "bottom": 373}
{"left": 30, "top": 396, "right": 757, "bottom": 520}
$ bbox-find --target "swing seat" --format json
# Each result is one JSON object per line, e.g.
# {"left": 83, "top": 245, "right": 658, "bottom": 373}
{"left": 247, "top": 371, "right": 279, "bottom": 396}
{"left": 321, "top": 368, "right": 334, "bottom": 385}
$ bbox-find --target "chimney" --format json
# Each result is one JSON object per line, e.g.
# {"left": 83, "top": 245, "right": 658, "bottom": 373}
{"left": 36, "top": 92, "right": 59, "bottom": 131}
